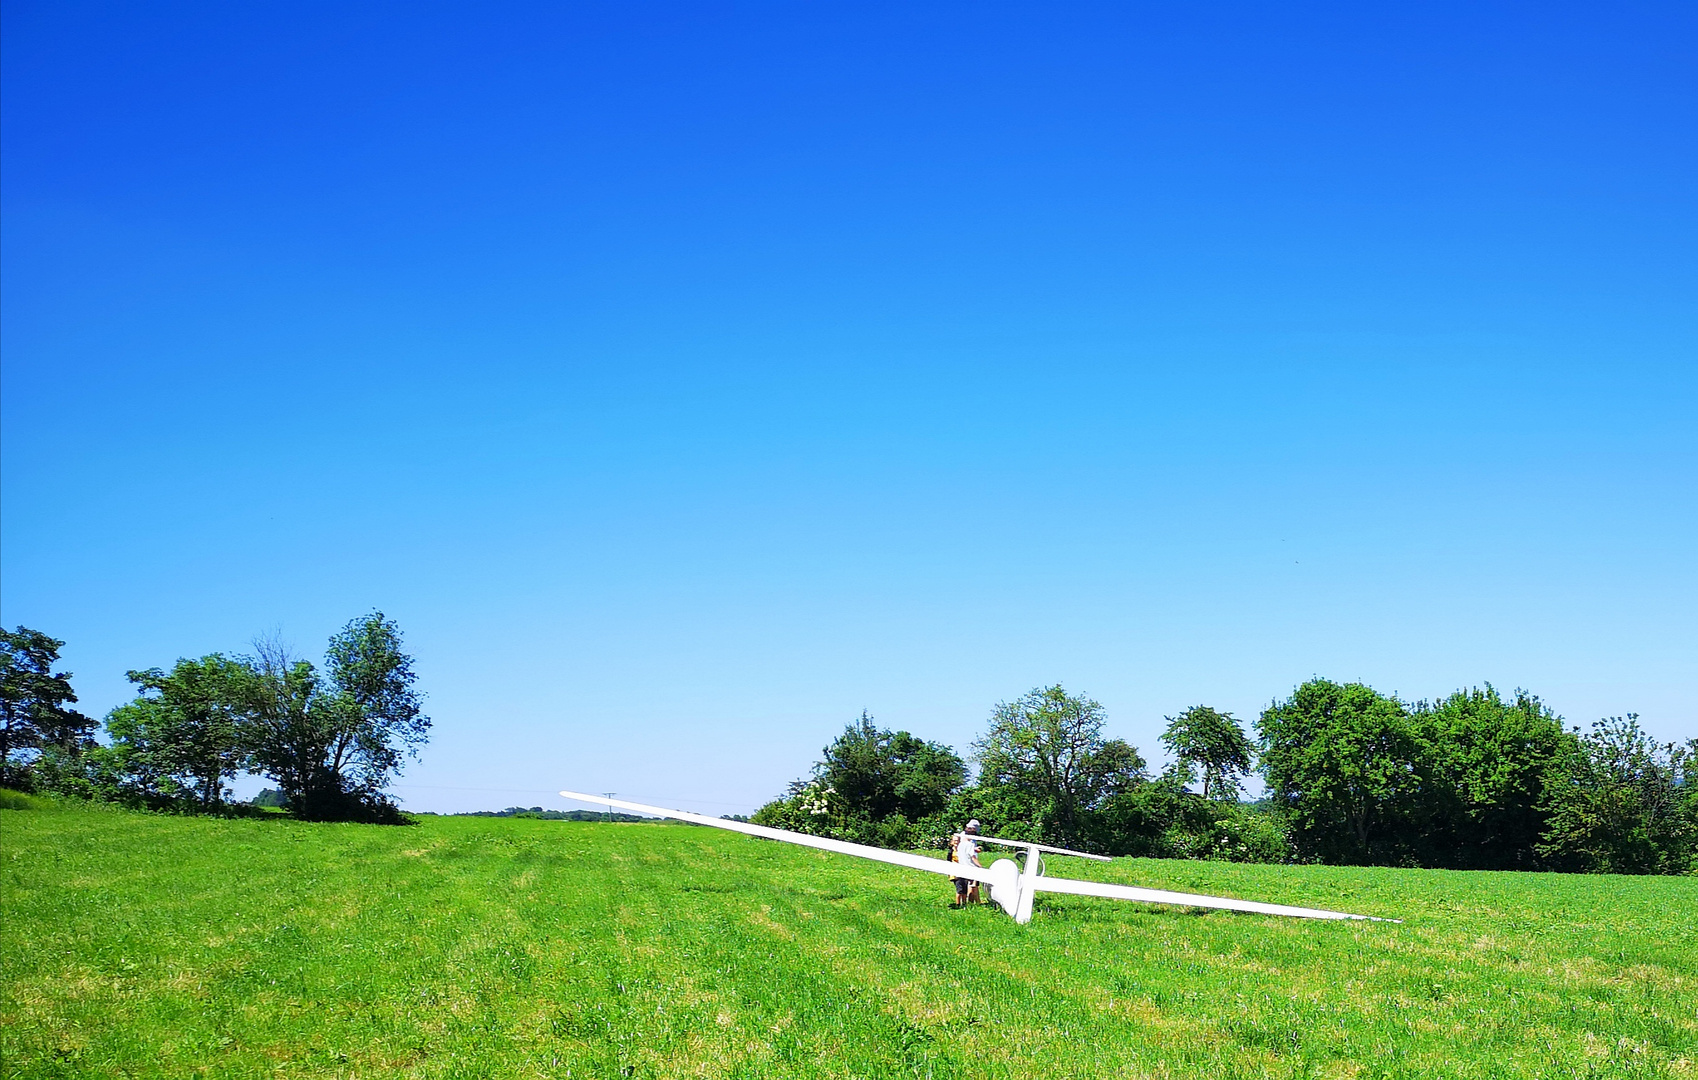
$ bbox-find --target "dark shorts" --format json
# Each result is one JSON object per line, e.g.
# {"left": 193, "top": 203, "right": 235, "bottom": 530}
{"left": 953, "top": 877, "right": 972, "bottom": 895}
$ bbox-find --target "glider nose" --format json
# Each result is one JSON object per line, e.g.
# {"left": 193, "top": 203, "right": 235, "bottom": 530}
{"left": 985, "top": 858, "right": 1021, "bottom": 917}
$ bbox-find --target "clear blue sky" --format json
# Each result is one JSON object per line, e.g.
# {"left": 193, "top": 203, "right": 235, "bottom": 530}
{"left": 3, "top": 2, "right": 1693, "bottom": 815}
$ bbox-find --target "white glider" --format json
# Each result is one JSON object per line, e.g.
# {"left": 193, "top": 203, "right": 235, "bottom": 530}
{"left": 559, "top": 790, "right": 1394, "bottom": 924}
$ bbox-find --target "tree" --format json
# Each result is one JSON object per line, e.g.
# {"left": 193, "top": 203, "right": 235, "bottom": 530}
{"left": 323, "top": 611, "right": 430, "bottom": 795}
{"left": 1160, "top": 705, "right": 1254, "bottom": 800}
{"left": 239, "top": 639, "right": 336, "bottom": 814}
{"left": 242, "top": 612, "right": 428, "bottom": 821}
{"left": 975, "top": 685, "right": 1145, "bottom": 846}
{"left": 816, "top": 712, "right": 967, "bottom": 823}
{"left": 1411, "top": 686, "right": 1572, "bottom": 869}
{"left": 754, "top": 712, "right": 966, "bottom": 847}
{"left": 104, "top": 656, "right": 250, "bottom": 811}
{"left": 0, "top": 627, "right": 95, "bottom": 790}
{"left": 1257, "top": 678, "right": 1426, "bottom": 865}
{"left": 1537, "top": 716, "right": 1697, "bottom": 874}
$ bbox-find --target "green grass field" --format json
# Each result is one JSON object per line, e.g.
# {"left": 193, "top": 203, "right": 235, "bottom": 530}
{"left": 4, "top": 800, "right": 1694, "bottom": 1079}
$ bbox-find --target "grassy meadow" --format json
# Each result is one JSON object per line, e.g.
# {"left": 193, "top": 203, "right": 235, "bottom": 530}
{"left": 3, "top": 800, "right": 1694, "bottom": 1079}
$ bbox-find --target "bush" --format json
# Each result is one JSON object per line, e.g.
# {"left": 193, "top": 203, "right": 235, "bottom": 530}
{"left": 751, "top": 781, "right": 855, "bottom": 837}
{"left": 1093, "top": 775, "right": 1292, "bottom": 862}
{"left": 1196, "top": 802, "right": 1295, "bottom": 864}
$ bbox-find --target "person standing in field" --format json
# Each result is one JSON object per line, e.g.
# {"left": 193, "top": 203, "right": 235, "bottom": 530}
{"left": 950, "top": 819, "right": 983, "bottom": 906}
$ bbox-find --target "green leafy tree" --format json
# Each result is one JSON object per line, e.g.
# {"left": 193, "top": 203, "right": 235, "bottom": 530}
{"left": 1412, "top": 686, "right": 1573, "bottom": 869}
{"left": 0, "top": 627, "right": 95, "bottom": 790}
{"left": 975, "top": 685, "right": 1145, "bottom": 846}
{"left": 239, "top": 640, "right": 336, "bottom": 814}
{"left": 1537, "top": 716, "right": 1697, "bottom": 874}
{"left": 104, "top": 656, "right": 251, "bottom": 811}
{"left": 322, "top": 611, "right": 430, "bottom": 793}
{"left": 1093, "top": 768, "right": 1201, "bottom": 857}
{"left": 816, "top": 711, "right": 967, "bottom": 823}
{"left": 755, "top": 712, "right": 966, "bottom": 847}
{"left": 1257, "top": 678, "right": 1426, "bottom": 865}
{"left": 243, "top": 612, "right": 428, "bottom": 821}
{"left": 1160, "top": 705, "right": 1254, "bottom": 800}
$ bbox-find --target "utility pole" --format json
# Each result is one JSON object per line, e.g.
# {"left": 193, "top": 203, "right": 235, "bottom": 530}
{"left": 602, "top": 792, "right": 617, "bottom": 824}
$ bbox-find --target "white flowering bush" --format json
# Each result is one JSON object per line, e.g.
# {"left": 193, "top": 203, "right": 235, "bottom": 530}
{"left": 751, "top": 781, "right": 846, "bottom": 837}
{"left": 799, "top": 782, "right": 835, "bottom": 816}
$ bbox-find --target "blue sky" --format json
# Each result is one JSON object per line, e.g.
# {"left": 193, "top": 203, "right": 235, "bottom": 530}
{"left": 3, "top": 1, "right": 1693, "bottom": 815}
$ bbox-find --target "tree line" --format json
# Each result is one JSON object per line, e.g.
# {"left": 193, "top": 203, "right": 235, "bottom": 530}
{"left": 752, "top": 683, "right": 1697, "bottom": 874}
{"left": 0, "top": 615, "right": 428, "bottom": 822}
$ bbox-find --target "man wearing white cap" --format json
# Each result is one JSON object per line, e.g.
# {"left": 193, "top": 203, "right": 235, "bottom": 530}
{"left": 949, "top": 819, "right": 983, "bottom": 906}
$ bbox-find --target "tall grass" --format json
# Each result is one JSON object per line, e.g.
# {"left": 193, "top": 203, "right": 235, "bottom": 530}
{"left": 0, "top": 787, "right": 54, "bottom": 811}
{"left": 3, "top": 800, "right": 1693, "bottom": 1077}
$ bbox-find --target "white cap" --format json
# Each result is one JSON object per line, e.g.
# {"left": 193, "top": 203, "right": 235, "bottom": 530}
{"left": 965, "top": 819, "right": 981, "bottom": 831}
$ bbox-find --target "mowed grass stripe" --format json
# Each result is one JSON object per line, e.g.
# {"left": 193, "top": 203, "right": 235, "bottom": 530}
{"left": 3, "top": 802, "right": 1694, "bottom": 1078}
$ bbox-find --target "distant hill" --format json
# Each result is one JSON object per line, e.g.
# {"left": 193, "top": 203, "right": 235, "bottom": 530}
{"left": 457, "top": 806, "right": 658, "bottom": 822}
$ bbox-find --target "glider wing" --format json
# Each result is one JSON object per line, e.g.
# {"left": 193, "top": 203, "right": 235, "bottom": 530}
{"left": 1031, "top": 874, "right": 1390, "bottom": 920}
{"left": 558, "top": 790, "right": 1003, "bottom": 886}
{"left": 975, "top": 835, "right": 1112, "bottom": 861}
{"left": 558, "top": 790, "right": 1394, "bottom": 924}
